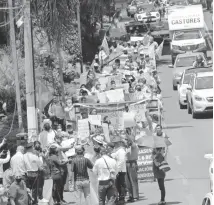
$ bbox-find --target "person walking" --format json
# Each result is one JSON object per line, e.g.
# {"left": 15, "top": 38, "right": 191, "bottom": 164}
{"left": 23, "top": 142, "right": 43, "bottom": 205}
{"left": 10, "top": 145, "right": 26, "bottom": 181}
{"left": 152, "top": 147, "right": 167, "bottom": 205}
{"left": 111, "top": 136, "right": 127, "bottom": 205}
{"left": 69, "top": 145, "right": 93, "bottom": 205}
{"left": 48, "top": 145, "right": 68, "bottom": 205}
{"left": 0, "top": 149, "right": 10, "bottom": 184}
{"left": 125, "top": 137, "right": 139, "bottom": 202}
{"left": 93, "top": 147, "right": 118, "bottom": 205}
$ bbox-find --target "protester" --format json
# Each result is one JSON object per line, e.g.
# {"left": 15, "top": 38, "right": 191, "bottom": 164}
{"left": 125, "top": 137, "right": 139, "bottom": 202}
{"left": 39, "top": 122, "right": 56, "bottom": 150}
{"left": 152, "top": 147, "right": 167, "bottom": 205}
{"left": 23, "top": 142, "right": 42, "bottom": 205}
{"left": 70, "top": 145, "right": 93, "bottom": 205}
{"left": 111, "top": 136, "right": 127, "bottom": 205}
{"left": 48, "top": 93, "right": 65, "bottom": 130}
{"left": 0, "top": 150, "right": 10, "bottom": 184}
{"left": 93, "top": 146, "right": 118, "bottom": 205}
{"left": 48, "top": 144, "right": 68, "bottom": 205}
{"left": 8, "top": 174, "right": 29, "bottom": 205}
{"left": 10, "top": 145, "right": 26, "bottom": 180}
{"left": 193, "top": 54, "right": 208, "bottom": 68}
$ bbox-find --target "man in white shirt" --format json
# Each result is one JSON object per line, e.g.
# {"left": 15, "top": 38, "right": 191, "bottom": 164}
{"left": 23, "top": 142, "right": 42, "bottom": 205}
{"left": 10, "top": 145, "right": 26, "bottom": 180}
{"left": 93, "top": 147, "right": 118, "bottom": 205}
{"left": 111, "top": 136, "right": 127, "bottom": 204}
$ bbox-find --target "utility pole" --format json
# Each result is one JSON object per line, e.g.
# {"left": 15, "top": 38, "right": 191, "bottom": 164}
{"left": 77, "top": 1, "right": 83, "bottom": 73}
{"left": 8, "top": 0, "right": 23, "bottom": 131}
{"left": 23, "top": 0, "right": 37, "bottom": 140}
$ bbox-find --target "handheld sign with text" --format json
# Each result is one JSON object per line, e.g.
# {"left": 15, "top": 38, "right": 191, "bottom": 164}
{"left": 78, "top": 119, "right": 90, "bottom": 140}
{"left": 137, "top": 147, "right": 154, "bottom": 181}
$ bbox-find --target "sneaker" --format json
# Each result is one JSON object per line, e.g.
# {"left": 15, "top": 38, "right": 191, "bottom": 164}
{"left": 158, "top": 201, "right": 166, "bottom": 205}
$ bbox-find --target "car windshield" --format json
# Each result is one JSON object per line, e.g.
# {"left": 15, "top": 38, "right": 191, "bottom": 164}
{"left": 195, "top": 76, "right": 213, "bottom": 90}
{"left": 174, "top": 30, "right": 201, "bottom": 41}
{"left": 183, "top": 74, "right": 191, "bottom": 84}
{"left": 175, "top": 56, "right": 196, "bottom": 67}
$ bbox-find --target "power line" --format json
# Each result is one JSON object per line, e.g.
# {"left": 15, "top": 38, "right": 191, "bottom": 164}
{"left": 0, "top": 5, "right": 24, "bottom": 28}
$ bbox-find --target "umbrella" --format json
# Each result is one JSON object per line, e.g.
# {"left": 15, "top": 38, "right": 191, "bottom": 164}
{"left": 136, "top": 134, "right": 166, "bottom": 148}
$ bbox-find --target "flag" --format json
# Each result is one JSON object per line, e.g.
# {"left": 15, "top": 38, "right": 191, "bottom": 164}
{"left": 156, "top": 40, "right": 164, "bottom": 60}
{"left": 101, "top": 35, "right": 110, "bottom": 56}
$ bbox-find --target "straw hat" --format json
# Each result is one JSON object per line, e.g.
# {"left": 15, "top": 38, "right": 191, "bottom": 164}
{"left": 93, "top": 135, "right": 104, "bottom": 144}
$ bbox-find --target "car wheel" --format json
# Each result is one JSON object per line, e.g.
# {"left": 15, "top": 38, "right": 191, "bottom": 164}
{"left": 187, "top": 102, "right": 191, "bottom": 114}
{"left": 179, "top": 101, "right": 186, "bottom": 109}
{"left": 173, "top": 84, "right": 177, "bottom": 90}
{"left": 192, "top": 107, "right": 198, "bottom": 119}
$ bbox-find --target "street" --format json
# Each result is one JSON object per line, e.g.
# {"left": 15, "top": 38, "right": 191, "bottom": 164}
{"left": 63, "top": 5, "right": 213, "bottom": 205}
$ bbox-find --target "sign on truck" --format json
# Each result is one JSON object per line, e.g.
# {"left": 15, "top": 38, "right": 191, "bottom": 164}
{"left": 168, "top": 5, "right": 204, "bottom": 31}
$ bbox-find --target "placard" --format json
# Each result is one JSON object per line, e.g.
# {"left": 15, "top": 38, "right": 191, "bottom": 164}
{"left": 102, "top": 123, "right": 110, "bottom": 142}
{"left": 97, "top": 92, "right": 108, "bottom": 103}
{"left": 123, "top": 112, "right": 136, "bottom": 128}
{"left": 105, "top": 89, "right": 125, "bottom": 103}
{"left": 137, "top": 147, "right": 154, "bottom": 180}
{"left": 168, "top": 5, "right": 204, "bottom": 30}
{"left": 88, "top": 115, "right": 102, "bottom": 126}
{"left": 107, "top": 74, "right": 123, "bottom": 87}
{"left": 78, "top": 119, "right": 90, "bottom": 140}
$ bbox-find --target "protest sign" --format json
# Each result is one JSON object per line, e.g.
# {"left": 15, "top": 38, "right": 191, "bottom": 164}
{"left": 137, "top": 147, "right": 154, "bottom": 180}
{"left": 106, "top": 89, "right": 125, "bottom": 103}
{"left": 97, "top": 92, "right": 108, "bottom": 103}
{"left": 130, "top": 36, "right": 144, "bottom": 42}
{"left": 98, "top": 76, "right": 108, "bottom": 91}
{"left": 107, "top": 74, "right": 123, "bottom": 87}
{"left": 102, "top": 123, "right": 110, "bottom": 142}
{"left": 78, "top": 119, "right": 90, "bottom": 140}
{"left": 89, "top": 115, "right": 102, "bottom": 126}
{"left": 123, "top": 112, "right": 136, "bottom": 128}
{"left": 79, "top": 73, "right": 87, "bottom": 85}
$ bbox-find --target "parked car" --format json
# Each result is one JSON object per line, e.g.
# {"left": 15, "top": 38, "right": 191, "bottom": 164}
{"left": 186, "top": 71, "right": 213, "bottom": 118}
{"left": 169, "top": 52, "right": 208, "bottom": 90}
{"left": 202, "top": 192, "right": 213, "bottom": 205}
{"left": 177, "top": 67, "right": 212, "bottom": 109}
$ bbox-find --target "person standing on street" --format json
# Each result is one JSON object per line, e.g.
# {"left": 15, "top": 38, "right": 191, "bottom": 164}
{"left": 111, "top": 136, "right": 127, "bottom": 205}
{"left": 23, "top": 142, "right": 43, "bottom": 205}
{"left": 125, "top": 137, "right": 139, "bottom": 202}
{"left": 93, "top": 146, "right": 118, "bottom": 205}
{"left": 152, "top": 147, "right": 167, "bottom": 205}
{"left": 69, "top": 145, "right": 93, "bottom": 205}
{"left": 10, "top": 145, "right": 26, "bottom": 181}
{"left": 0, "top": 149, "right": 10, "bottom": 184}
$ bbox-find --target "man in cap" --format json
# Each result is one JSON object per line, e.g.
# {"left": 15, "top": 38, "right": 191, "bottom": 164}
{"left": 69, "top": 145, "right": 93, "bottom": 205}
{"left": 23, "top": 142, "right": 43, "bottom": 205}
{"left": 93, "top": 146, "right": 118, "bottom": 205}
{"left": 111, "top": 64, "right": 119, "bottom": 75}
{"left": 10, "top": 145, "right": 26, "bottom": 181}
{"left": 8, "top": 174, "right": 29, "bottom": 205}
{"left": 111, "top": 136, "right": 127, "bottom": 204}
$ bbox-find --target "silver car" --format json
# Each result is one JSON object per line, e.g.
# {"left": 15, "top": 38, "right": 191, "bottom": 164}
{"left": 169, "top": 52, "right": 207, "bottom": 90}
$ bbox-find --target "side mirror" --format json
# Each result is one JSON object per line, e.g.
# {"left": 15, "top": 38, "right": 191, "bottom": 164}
{"left": 168, "top": 64, "right": 173, "bottom": 68}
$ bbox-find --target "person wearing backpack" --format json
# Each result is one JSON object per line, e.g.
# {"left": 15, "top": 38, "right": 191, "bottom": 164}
{"left": 93, "top": 146, "right": 118, "bottom": 205}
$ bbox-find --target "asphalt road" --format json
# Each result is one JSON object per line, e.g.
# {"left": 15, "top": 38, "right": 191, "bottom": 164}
{"left": 62, "top": 6, "right": 213, "bottom": 205}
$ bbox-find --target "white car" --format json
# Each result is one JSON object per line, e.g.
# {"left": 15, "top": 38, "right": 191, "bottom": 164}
{"left": 202, "top": 193, "right": 213, "bottom": 205}
{"left": 204, "top": 154, "right": 213, "bottom": 192}
{"left": 186, "top": 71, "right": 213, "bottom": 118}
{"left": 134, "top": 7, "right": 160, "bottom": 23}
{"left": 178, "top": 67, "right": 212, "bottom": 109}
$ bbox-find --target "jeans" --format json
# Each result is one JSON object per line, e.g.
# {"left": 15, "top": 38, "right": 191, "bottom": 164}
{"left": 157, "top": 178, "right": 165, "bottom": 201}
{"left": 26, "top": 176, "right": 38, "bottom": 204}
{"left": 75, "top": 180, "right": 90, "bottom": 205}
{"left": 53, "top": 177, "right": 63, "bottom": 203}
{"left": 38, "top": 170, "right": 44, "bottom": 200}
{"left": 98, "top": 180, "right": 117, "bottom": 205}
{"left": 61, "top": 166, "right": 68, "bottom": 200}
{"left": 115, "top": 172, "right": 126, "bottom": 201}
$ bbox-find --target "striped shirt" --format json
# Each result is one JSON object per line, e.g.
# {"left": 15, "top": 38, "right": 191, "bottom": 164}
{"left": 71, "top": 155, "right": 93, "bottom": 181}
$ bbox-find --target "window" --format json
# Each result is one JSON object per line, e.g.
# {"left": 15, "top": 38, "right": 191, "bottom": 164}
{"left": 195, "top": 76, "right": 213, "bottom": 90}
{"left": 183, "top": 74, "right": 191, "bottom": 84}
{"left": 173, "top": 30, "right": 201, "bottom": 41}
{"left": 175, "top": 56, "right": 196, "bottom": 67}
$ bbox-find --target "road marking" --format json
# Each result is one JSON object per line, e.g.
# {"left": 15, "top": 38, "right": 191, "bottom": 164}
{"left": 174, "top": 156, "right": 182, "bottom": 165}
